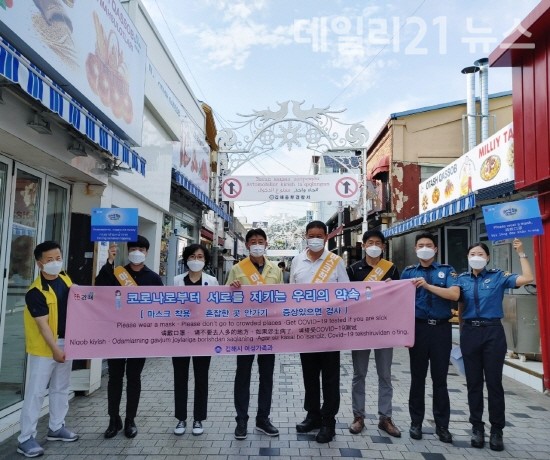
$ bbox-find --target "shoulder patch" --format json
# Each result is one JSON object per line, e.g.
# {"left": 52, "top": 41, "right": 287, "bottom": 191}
{"left": 450, "top": 271, "right": 458, "bottom": 278}
{"left": 404, "top": 265, "right": 416, "bottom": 270}
{"left": 503, "top": 271, "right": 511, "bottom": 277}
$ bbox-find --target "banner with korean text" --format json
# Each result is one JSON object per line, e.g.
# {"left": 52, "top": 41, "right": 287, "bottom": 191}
{"left": 65, "top": 280, "right": 415, "bottom": 359}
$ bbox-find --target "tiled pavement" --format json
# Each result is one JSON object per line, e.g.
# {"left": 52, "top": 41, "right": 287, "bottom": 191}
{"left": 1, "top": 347, "right": 550, "bottom": 459}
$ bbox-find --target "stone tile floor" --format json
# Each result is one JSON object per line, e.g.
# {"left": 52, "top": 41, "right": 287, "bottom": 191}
{"left": 1, "top": 348, "right": 550, "bottom": 459}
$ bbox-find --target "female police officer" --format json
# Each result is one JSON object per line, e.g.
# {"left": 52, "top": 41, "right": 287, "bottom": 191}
{"left": 456, "top": 239, "right": 533, "bottom": 451}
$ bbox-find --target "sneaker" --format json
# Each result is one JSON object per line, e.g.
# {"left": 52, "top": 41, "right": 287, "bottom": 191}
{"left": 255, "top": 418, "right": 279, "bottom": 436}
{"left": 378, "top": 416, "right": 401, "bottom": 438}
{"left": 16, "top": 437, "right": 44, "bottom": 458}
{"left": 234, "top": 421, "right": 247, "bottom": 440}
{"left": 192, "top": 420, "right": 204, "bottom": 436}
{"left": 46, "top": 426, "right": 79, "bottom": 442}
{"left": 349, "top": 415, "right": 365, "bottom": 434}
{"left": 174, "top": 420, "right": 186, "bottom": 435}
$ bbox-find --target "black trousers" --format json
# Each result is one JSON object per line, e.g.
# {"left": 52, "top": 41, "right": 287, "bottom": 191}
{"left": 172, "top": 356, "right": 211, "bottom": 422}
{"left": 107, "top": 358, "right": 146, "bottom": 419}
{"left": 408, "top": 321, "right": 452, "bottom": 427}
{"left": 234, "top": 354, "right": 275, "bottom": 422}
{"left": 300, "top": 351, "right": 340, "bottom": 424}
{"left": 460, "top": 323, "right": 507, "bottom": 432}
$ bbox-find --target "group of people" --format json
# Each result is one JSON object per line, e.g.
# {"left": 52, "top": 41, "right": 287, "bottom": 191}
{"left": 16, "top": 222, "right": 533, "bottom": 457}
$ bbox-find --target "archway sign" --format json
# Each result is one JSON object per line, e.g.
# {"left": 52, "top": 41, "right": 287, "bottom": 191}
{"left": 216, "top": 100, "right": 370, "bottom": 206}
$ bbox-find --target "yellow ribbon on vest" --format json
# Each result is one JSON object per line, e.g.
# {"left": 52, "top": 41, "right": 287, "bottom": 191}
{"left": 363, "top": 258, "right": 394, "bottom": 282}
{"left": 114, "top": 266, "right": 138, "bottom": 286}
{"left": 238, "top": 258, "right": 266, "bottom": 285}
{"left": 311, "top": 252, "right": 340, "bottom": 283}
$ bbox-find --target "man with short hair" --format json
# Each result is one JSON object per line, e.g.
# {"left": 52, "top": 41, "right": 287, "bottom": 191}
{"left": 291, "top": 221, "right": 349, "bottom": 444}
{"left": 17, "top": 241, "right": 79, "bottom": 458}
{"left": 401, "top": 232, "right": 458, "bottom": 444}
{"left": 96, "top": 235, "right": 163, "bottom": 440}
{"left": 347, "top": 230, "right": 401, "bottom": 438}
{"left": 226, "top": 228, "right": 283, "bottom": 440}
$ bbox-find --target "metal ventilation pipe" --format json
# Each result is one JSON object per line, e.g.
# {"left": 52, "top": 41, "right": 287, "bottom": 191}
{"left": 461, "top": 65, "right": 480, "bottom": 151}
{"left": 474, "top": 57, "right": 489, "bottom": 141}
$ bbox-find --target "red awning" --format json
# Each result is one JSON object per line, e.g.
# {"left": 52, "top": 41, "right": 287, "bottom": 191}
{"left": 368, "top": 156, "right": 390, "bottom": 180}
{"left": 218, "top": 236, "right": 224, "bottom": 246}
{"left": 327, "top": 224, "right": 344, "bottom": 240}
{"left": 200, "top": 228, "right": 213, "bottom": 241}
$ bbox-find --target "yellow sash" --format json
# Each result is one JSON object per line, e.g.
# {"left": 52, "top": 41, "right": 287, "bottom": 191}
{"left": 238, "top": 258, "right": 266, "bottom": 285}
{"left": 363, "top": 258, "right": 394, "bottom": 282}
{"left": 312, "top": 252, "right": 340, "bottom": 283}
{"left": 114, "top": 266, "right": 138, "bottom": 286}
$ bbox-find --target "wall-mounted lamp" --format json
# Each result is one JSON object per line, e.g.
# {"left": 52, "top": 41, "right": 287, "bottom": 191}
{"left": 28, "top": 113, "right": 52, "bottom": 135}
{"left": 67, "top": 140, "right": 87, "bottom": 157}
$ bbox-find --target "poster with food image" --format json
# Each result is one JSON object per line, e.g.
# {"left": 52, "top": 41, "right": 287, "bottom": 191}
{"left": 418, "top": 123, "right": 514, "bottom": 213}
{"left": 172, "top": 117, "right": 211, "bottom": 195}
{"left": 0, "top": 0, "right": 146, "bottom": 144}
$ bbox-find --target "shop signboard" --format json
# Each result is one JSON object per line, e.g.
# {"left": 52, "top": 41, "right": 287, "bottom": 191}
{"left": 483, "top": 197, "right": 543, "bottom": 240}
{"left": 0, "top": 0, "right": 146, "bottom": 144}
{"left": 418, "top": 123, "right": 514, "bottom": 212}
{"left": 91, "top": 208, "right": 138, "bottom": 242}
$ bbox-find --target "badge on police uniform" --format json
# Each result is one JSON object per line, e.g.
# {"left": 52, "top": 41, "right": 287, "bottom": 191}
{"left": 438, "top": 271, "right": 445, "bottom": 279}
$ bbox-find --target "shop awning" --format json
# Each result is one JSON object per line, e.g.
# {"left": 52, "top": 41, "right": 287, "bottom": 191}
{"left": 384, "top": 193, "right": 477, "bottom": 238}
{"left": 201, "top": 228, "right": 214, "bottom": 241}
{"left": 172, "top": 169, "right": 232, "bottom": 222}
{"left": 368, "top": 156, "right": 389, "bottom": 180}
{"left": 0, "top": 38, "right": 146, "bottom": 175}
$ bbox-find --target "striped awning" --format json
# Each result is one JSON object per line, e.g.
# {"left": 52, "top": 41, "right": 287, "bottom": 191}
{"left": 384, "top": 193, "right": 476, "bottom": 238}
{"left": 0, "top": 37, "right": 146, "bottom": 176}
{"left": 172, "top": 169, "right": 232, "bottom": 222}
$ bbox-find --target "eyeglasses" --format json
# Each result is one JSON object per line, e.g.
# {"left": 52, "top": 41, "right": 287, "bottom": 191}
{"left": 188, "top": 254, "right": 205, "bottom": 260}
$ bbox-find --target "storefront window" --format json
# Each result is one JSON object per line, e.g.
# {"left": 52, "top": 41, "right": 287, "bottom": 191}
{"left": 45, "top": 182, "right": 67, "bottom": 243}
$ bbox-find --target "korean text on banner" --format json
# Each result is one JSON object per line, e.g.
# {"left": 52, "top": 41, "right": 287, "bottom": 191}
{"left": 65, "top": 280, "right": 415, "bottom": 359}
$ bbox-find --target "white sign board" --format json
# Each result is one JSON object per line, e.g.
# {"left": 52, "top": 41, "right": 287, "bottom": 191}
{"left": 0, "top": 0, "right": 146, "bottom": 144}
{"left": 221, "top": 175, "right": 360, "bottom": 202}
{"left": 419, "top": 123, "right": 514, "bottom": 212}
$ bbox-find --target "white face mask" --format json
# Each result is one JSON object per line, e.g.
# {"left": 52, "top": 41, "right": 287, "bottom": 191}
{"left": 307, "top": 238, "right": 325, "bottom": 252}
{"left": 249, "top": 244, "right": 266, "bottom": 258}
{"left": 365, "top": 246, "right": 382, "bottom": 258}
{"left": 128, "top": 250, "right": 146, "bottom": 265}
{"left": 416, "top": 247, "right": 436, "bottom": 260}
{"left": 42, "top": 260, "right": 63, "bottom": 276}
{"left": 187, "top": 260, "right": 205, "bottom": 272}
{"left": 468, "top": 256, "right": 488, "bottom": 270}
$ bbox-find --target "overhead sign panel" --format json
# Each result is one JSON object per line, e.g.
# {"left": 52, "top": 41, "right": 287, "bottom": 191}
{"left": 221, "top": 175, "right": 360, "bottom": 202}
{"left": 418, "top": 123, "right": 514, "bottom": 212}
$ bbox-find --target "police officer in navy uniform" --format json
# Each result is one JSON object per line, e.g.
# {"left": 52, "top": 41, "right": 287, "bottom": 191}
{"left": 401, "top": 233, "right": 459, "bottom": 444}
{"left": 454, "top": 239, "right": 533, "bottom": 452}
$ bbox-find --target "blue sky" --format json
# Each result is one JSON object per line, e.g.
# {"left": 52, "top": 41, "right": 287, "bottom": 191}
{"left": 141, "top": 0, "right": 539, "bottom": 223}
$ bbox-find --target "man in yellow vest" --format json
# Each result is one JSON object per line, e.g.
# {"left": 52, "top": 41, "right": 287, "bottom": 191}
{"left": 226, "top": 228, "right": 283, "bottom": 440}
{"left": 17, "top": 241, "right": 79, "bottom": 458}
{"left": 291, "top": 221, "right": 349, "bottom": 443}
{"left": 347, "top": 230, "right": 401, "bottom": 438}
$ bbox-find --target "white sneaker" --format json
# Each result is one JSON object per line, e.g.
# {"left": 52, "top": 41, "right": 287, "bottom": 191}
{"left": 192, "top": 420, "right": 204, "bottom": 436}
{"left": 174, "top": 420, "right": 186, "bottom": 435}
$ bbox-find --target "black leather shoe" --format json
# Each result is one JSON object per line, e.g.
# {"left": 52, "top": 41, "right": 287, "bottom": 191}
{"left": 234, "top": 421, "right": 247, "bottom": 440}
{"left": 436, "top": 426, "right": 452, "bottom": 443}
{"left": 471, "top": 429, "right": 484, "bottom": 448}
{"left": 255, "top": 418, "right": 279, "bottom": 436}
{"left": 296, "top": 417, "right": 322, "bottom": 433}
{"left": 315, "top": 425, "right": 335, "bottom": 443}
{"left": 409, "top": 424, "right": 422, "bottom": 440}
{"left": 104, "top": 415, "right": 122, "bottom": 439}
{"left": 124, "top": 418, "right": 138, "bottom": 438}
{"left": 489, "top": 431, "right": 504, "bottom": 451}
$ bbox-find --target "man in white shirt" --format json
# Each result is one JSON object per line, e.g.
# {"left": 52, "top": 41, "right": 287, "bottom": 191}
{"left": 290, "top": 221, "right": 349, "bottom": 443}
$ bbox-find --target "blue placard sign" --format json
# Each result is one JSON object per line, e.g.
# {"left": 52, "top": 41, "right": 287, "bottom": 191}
{"left": 91, "top": 208, "right": 139, "bottom": 242}
{"left": 482, "top": 197, "right": 543, "bottom": 241}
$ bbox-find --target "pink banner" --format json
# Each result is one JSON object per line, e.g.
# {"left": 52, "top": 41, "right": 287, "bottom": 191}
{"left": 65, "top": 280, "right": 415, "bottom": 359}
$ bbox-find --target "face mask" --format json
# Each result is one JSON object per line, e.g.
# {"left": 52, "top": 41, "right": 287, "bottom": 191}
{"left": 249, "top": 244, "right": 266, "bottom": 257}
{"left": 307, "top": 238, "right": 325, "bottom": 252}
{"left": 365, "top": 246, "right": 382, "bottom": 258}
{"left": 128, "top": 250, "right": 146, "bottom": 265}
{"left": 187, "top": 260, "right": 205, "bottom": 272}
{"left": 416, "top": 247, "right": 436, "bottom": 260}
{"left": 42, "top": 260, "right": 63, "bottom": 276}
{"left": 468, "top": 256, "right": 488, "bottom": 270}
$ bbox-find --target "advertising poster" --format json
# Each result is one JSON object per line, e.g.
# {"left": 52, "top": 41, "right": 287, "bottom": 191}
{"left": 65, "top": 280, "right": 416, "bottom": 359}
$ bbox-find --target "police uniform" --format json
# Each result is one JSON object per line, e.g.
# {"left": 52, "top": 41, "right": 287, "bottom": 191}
{"left": 401, "top": 262, "right": 457, "bottom": 430}
{"left": 456, "top": 268, "right": 518, "bottom": 435}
